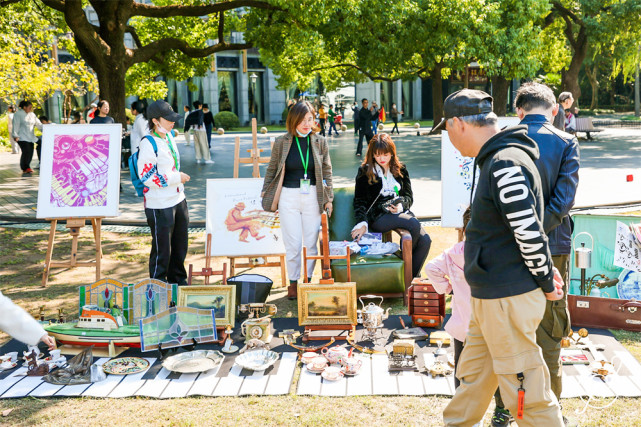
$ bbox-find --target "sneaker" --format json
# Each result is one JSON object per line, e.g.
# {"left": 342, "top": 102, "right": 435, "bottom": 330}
{"left": 195, "top": 159, "right": 202, "bottom": 164}
{"left": 205, "top": 159, "right": 215, "bottom": 164}
{"left": 491, "top": 407, "right": 512, "bottom": 427}
{"left": 24, "top": 168, "right": 34, "bottom": 174}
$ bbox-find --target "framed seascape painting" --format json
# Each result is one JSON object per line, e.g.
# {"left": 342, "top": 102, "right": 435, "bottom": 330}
{"left": 206, "top": 178, "right": 286, "bottom": 257}
{"left": 441, "top": 117, "right": 519, "bottom": 228}
{"left": 37, "top": 124, "right": 123, "bottom": 219}
{"left": 298, "top": 283, "right": 357, "bottom": 326}
{"left": 178, "top": 285, "right": 236, "bottom": 327}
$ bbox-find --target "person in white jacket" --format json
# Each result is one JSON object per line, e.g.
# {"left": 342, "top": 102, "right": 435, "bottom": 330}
{"left": 139, "top": 100, "right": 191, "bottom": 286}
{"left": 0, "top": 291, "right": 55, "bottom": 349}
{"left": 130, "top": 101, "right": 148, "bottom": 155}
{"left": 12, "top": 100, "right": 42, "bottom": 174}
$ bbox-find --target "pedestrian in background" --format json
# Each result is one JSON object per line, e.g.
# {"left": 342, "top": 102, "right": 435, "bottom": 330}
{"left": 327, "top": 104, "right": 339, "bottom": 136}
{"left": 183, "top": 106, "right": 191, "bottom": 146}
{"left": 390, "top": 103, "right": 402, "bottom": 135}
{"left": 318, "top": 103, "right": 327, "bottom": 137}
{"left": 352, "top": 102, "right": 360, "bottom": 135}
{"left": 7, "top": 105, "right": 18, "bottom": 154}
{"left": 12, "top": 100, "right": 42, "bottom": 174}
{"left": 35, "top": 115, "right": 51, "bottom": 168}
{"left": 202, "top": 104, "right": 216, "bottom": 149}
{"left": 356, "top": 98, "right": 375, "bottom": 156}
{"left": 370, "top": 102, "right": 379, "bottom": 135}
{"left": 130, "top": 101, "right": 148, "bottom": 155}
{"left": 89, "top": 100, "right": 115, "bottom": 124}
{"left": 184, "top": 101, "right": 213, "bottom": 164}
{"left": 85, "top": 102, "right": 97, "bottom": 122}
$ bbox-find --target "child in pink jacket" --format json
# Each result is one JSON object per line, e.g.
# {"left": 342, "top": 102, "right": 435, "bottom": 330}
{"left": 424, "top": 209, "right": 471, "bottom": 388}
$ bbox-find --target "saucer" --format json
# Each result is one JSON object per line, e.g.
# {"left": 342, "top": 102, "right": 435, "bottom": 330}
{"left": 340, "top": 367, "right": 361, "bottom": 376}
{"left": 306, "top": 363, "right": 327, "bottom": 374}
{"left": 321, "top": 369, "right": 344, "bottom": 381}
{"left": 0, "top": 362, "right": 17, "bottom": 371}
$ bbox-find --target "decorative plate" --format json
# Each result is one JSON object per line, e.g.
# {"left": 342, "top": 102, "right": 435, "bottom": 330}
{"left": 162, "top": 350, "right": 224, "bottom": 374}
{"left": 102, "top": 357, "right": 150, "bottom": 375}
{"left": 235, "top": 350, "right": 278, "bottom": 372}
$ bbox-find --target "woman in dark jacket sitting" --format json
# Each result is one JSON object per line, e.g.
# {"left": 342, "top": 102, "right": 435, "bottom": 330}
{"left": 351, "top": 133, "right": 431, "bottom": 278}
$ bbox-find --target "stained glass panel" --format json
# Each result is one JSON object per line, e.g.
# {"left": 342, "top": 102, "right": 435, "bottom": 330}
{"left": 78, "top": 278, "right": 128, "bottom": 320}
{"left": 139, "top": 306, "right": 218, "bottom": 352}
{"left": 129, "top": 279, "right": 176, "bottom": 324}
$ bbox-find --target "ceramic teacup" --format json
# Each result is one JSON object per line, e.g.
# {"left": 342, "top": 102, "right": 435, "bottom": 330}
{"left": 340, "top": 357, "right": 363, "bottom": 375}
{"left": 322, "top": 366, "right": 342, "bottom": 380}
{"left": 49, "top": 349, "right": 61, "bottom": 360}
{"left": 310, "top": 356, "right": 328, "bottom": 371}
{"left": 0, "top": 360, "right": 14, "bottom": 370}
{"left": 5, "top": 352, "right": 17, "bottom": 363}
{"left": 301, "top": 352, "right": 317, "bottom": 365}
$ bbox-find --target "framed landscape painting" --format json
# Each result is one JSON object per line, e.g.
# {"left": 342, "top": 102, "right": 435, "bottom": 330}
{"left": 37, "top": 124, "right": 122, "bottom": 219}
{"left": 205, "top": 178, "right": 285, "bottom": 256}
{"left": 298, "top": 283, "right": 357, "bottom": 326}
{"left": 178, "top": 285, "right": 236, "bottom": 327}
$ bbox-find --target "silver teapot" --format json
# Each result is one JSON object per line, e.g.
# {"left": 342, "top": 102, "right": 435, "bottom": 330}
{"left": 359, "top": 295, "right": 390, "bottom": 340}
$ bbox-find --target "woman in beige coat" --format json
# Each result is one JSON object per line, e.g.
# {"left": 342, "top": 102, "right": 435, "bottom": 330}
{"left": 261, "top": 101, "right": 334, "bottom": 299}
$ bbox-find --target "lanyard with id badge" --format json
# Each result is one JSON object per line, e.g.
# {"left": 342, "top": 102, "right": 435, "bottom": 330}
{"left": 295, "top": 136, "right": 311, "bottom": 194}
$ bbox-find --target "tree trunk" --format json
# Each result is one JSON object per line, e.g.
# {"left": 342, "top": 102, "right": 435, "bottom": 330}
{"left": 431, "top": 62, "right": 444, "bottom": 131}
{"left": 585, "top": 63, "right": 599, "bottom": 110}
{"left": 491, "top": 75, "right": 509, "bottom": 116}
{"left": 561, "top": 25, "right": 589, "bottom": 107}
{"left": 95, "top": 65, "right": 128, "bottom": 126}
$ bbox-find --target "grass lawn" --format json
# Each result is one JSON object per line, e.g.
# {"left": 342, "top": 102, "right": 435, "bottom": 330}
{"left": 0, "top": 225, "right": 639, "bottom": 425}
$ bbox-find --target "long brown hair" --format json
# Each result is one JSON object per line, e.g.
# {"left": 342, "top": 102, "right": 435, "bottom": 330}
{"left": 286, "top": 101, "right": 319, "bottom": 135}
{"left": 363, "top": 133, "right": 404, "bottom": 185}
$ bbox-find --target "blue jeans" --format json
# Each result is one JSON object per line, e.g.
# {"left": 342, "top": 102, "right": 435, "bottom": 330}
{"left": 204, "top": 124, "right": 212, "bottom": 148}
{"left": 328, "top": 121, "right": 338, "bottom": 135}
{"left": 371, "top": 120, "right": 378, "bottom": 135}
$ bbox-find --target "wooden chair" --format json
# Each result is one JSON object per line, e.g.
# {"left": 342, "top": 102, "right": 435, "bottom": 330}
{"left": 302, "top": 212, "right": 351, "bottom": 284}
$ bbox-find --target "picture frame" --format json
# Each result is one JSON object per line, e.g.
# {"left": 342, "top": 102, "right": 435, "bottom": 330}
{"left": 205, "top": 178, "right": 286, "bottom": 256}
{"left": 298, "top": 283, "right": 357, "bottom": 326}
{"left": 37, "top": 124, "right": 123, "bottom": 219}
{"left": 178, "top": 285, "right": 237, "bottom": 327}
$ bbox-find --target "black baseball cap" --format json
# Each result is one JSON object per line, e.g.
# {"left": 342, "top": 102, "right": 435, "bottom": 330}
{"left": 429, "top": 89, "right": 493, "bottom": 134}
{"left": 146, "top": 100, "right": 181, "bottom": 123}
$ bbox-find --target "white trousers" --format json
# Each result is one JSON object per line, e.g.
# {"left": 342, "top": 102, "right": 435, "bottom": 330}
{"left": 278, "top": 186, "right": 321, "bottom": 282}
{"left": 193, "top": 129, "right": 210, "bottom": 161}
{"left": 184, "top": 129, "right": 191, "bottom": 145}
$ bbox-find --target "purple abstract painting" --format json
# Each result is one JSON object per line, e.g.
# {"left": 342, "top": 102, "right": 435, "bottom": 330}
{"left": 50, "top": 134, "right": 110, "bottom": 207}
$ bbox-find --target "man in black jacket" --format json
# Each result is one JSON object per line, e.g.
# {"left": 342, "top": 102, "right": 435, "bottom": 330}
{"left": 356, "top": 98, "right": 375, "bottom": 156}
{"left": 491, "top": 82, "right": 578, "bottom": 424}
{"left": 435, "top": 89, "right": 564, "bottom": 426}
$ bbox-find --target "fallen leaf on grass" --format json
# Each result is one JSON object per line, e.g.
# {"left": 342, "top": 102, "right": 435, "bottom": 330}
{"left": 2, "top": 408, "right": 14, "bottom": 417}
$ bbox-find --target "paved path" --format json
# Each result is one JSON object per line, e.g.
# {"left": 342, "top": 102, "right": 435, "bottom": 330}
{"left": 1, "top": 127, "right": 640, "bottom": 225}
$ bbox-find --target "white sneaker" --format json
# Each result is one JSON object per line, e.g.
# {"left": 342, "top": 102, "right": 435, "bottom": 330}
{"left": 195, "top": 159, "right": 202, "bottom": 164}
{"left": 205, "top": 159, "right": 215, "bottom": 164}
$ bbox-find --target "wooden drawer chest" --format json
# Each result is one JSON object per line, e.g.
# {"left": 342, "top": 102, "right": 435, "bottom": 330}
{"left": 408, "top": 278, "right": 446, "bottom": 329}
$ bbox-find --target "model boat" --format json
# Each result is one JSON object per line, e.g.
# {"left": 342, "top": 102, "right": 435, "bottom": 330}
{"left": 44, "top": 305, "right": 141, "bottom": 348}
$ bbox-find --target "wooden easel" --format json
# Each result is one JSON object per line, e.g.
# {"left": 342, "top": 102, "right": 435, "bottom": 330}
{"left": 230, "top": 117, "right": 287, "bottom": 287}
{"left": 301, "top": 213, "right": 355, "bottom": 342}
{"left": 187, "top": 234, "right": 228, "bottom": 285}
{"left": 233, "top": 118, "right": 271, "bottom": 179}
{"left": 42, "top": 217, "right": 103, "bottom": 287}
